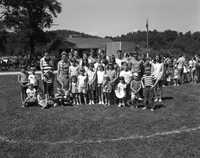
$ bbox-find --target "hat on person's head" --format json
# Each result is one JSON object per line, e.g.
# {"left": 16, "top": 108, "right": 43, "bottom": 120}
{"left": 133, "top": 73, "right": 138, "bottom": 77}
{"left": 61, "top": 51, "right": 67, "bottom": 56}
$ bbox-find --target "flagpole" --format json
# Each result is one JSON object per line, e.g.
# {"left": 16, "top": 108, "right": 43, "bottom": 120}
{"left": 146, "top": 19, "right": 149, "bottom": 58}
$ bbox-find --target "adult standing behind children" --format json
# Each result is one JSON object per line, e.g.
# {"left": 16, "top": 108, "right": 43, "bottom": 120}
{"left": 40, "top": 51, "right": 53, "bottom": 94}
{"left": 57, "top": 51, "right": 70, "bottom": 91}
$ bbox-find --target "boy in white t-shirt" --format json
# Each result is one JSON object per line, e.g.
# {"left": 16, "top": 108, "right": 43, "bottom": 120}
{"left": 119, "top": 63, "right": 132, "bottom": 85}
{"left": 28, "top": 67, "right": 39, "bottom": 90}
{"left": 69, "top": 60, "right": 79, "bottom": 77}
{"left": 87, "top": 63, "right": 97, "bottom": 105}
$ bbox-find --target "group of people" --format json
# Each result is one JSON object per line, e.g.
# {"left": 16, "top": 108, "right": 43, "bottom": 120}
{"left": 17, "top": 49, "right": 200, "bottom": 111}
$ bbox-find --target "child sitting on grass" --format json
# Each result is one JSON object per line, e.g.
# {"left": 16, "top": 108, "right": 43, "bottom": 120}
{"left": 37, "top": 91, "right": 47, "bottom": 109}
{"left": 24, "top": 84, "right": 37, "bottom": 107}
{"left": 129, "top": 73, "right": 142, "bottom": 108}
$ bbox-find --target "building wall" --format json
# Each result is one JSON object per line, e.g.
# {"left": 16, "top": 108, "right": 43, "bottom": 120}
{"left": 106, "top": 41, "right": 136, "bottom": 56}
{"left": 106, "top": 42, "right": 121, "bottom": 56}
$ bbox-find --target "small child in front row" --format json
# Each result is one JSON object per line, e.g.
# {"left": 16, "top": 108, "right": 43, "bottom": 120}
{"left": 141, "top": 64, "right": 155, "bottom": 111}
{"left": 102, "top": 75, "right": 112, "bottom": 106}
{"left": 24, "top": 84, "right": 37, "bottom": 107}
{"left": 37, "top": 91, "right": 47, "bottom": 109}
{"left": 115, "top": 77, "right": 127, "bottom": 107}
{"left": 130, "top": 73, "right": 142, "bottom": 108}
{"left": 70, "top": 76, "right": 79, "bottom": 105}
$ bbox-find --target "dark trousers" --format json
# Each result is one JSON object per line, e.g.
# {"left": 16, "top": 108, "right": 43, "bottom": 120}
{"left": 143, "top": 87, "right": 154, "bottom": 108}
{"left": 43, "top": 81, "right": 54, "bottom": 98}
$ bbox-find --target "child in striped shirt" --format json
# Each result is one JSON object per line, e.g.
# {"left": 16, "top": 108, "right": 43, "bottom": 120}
{"left": 141, "top": 62, "right": 155, "bottom": 111}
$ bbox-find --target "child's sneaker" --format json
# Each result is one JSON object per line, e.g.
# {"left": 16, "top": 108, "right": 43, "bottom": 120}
{"left": 89, "top": 101, "right": 92, "bottom": 105}
{"left": 91, "top": 101, "right": 94, "bottom": 104}
{"left": 54, "top": 103, "right": 58, "bottom": 107}
{"left": 154, "top": 98, "right": 158, "bottom": 102}
{"left": 142, "top": 107, "right": 147, "bottom": 110}
{"left": 150, "top": 108, "right": 154, "bottom": 111}
{"left": 118, "top": 104, "right": 122, "bottom": 107}
{"left": 158, "top": 98, "right": 162, "bottom": 103}
{"left": 138, "top": 97, "right": 143, "bottom": 101}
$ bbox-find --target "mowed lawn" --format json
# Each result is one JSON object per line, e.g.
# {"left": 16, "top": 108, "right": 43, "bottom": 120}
{"left": 0, "top": 75, "right": 200, "bottom": 158}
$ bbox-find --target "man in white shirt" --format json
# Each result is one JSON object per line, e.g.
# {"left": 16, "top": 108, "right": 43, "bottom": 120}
{"left": 119, "top": 62, "right": 132, "bottom": 84}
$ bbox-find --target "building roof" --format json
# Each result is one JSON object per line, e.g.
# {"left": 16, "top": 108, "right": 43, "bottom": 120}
{"left": 66, "top": 37, "right": 112, "bottom": 49}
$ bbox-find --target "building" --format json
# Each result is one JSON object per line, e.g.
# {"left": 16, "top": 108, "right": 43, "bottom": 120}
{"left": 106, "top": 41, "right": 136, "bottom": 56}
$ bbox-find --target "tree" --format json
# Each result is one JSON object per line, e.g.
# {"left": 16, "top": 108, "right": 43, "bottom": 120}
{"left": 0, "top": 0, "right": 62, "bottom": 55}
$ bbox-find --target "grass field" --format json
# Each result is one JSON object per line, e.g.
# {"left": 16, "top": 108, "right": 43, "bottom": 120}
{"left": 0, "top": 75, "right": 200, "bottom": 158}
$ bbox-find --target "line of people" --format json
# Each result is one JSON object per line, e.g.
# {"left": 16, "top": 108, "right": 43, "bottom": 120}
{"left": 18, "top": 50, "right": 199, "bottom": 111}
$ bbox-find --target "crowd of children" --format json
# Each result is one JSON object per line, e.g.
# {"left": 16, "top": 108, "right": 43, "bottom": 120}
{"left": 17, "top": 50, "right": 200, "bottom": 111}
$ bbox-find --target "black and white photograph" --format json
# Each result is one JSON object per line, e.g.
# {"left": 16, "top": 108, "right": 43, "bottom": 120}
{"left": 0, "top": 0, "right": 200, "bottom": 157}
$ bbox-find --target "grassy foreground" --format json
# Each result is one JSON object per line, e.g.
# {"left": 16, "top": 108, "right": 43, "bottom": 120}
{"left": 0, "top": 75, "right": 200, "bottom": 158}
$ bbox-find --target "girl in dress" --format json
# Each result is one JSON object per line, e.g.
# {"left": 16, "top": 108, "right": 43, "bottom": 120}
{"left": 102, "top": 75, "right": 112, "bottom": 106}
{"left": 115, "top": 77, "right": 127, "bottom": 107}
{"left": 70, "top": 76, "right": 79, "bottom": 105}
{"left": 77, "top": 68, "right": 88, "bottom": 104}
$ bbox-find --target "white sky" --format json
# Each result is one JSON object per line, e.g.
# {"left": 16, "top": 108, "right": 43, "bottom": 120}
{"left": 51, "top": 0, "right": 200, "bottom": 37}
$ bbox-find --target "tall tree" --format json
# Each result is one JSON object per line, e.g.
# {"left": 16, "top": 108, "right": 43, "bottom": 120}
{"left": 0, "top": 0, "right": 62, "bottom": 55}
